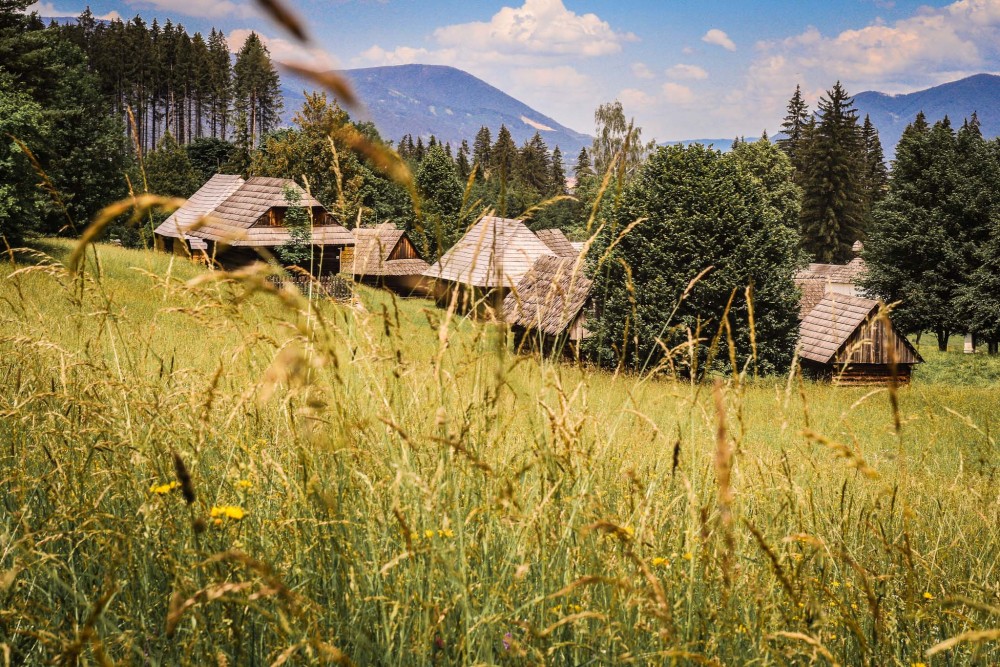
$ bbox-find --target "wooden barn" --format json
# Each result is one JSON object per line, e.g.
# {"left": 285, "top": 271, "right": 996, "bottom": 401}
{"left": 153, "top": 175, "right": 354, "bottom": 273}
{"left": 798, "top": 294, "right": 922, "bottom": 385}
{"left": 423, "top": 216, "right": 555, "bottom": 308}
{"left": 503, "top": 255, "right": 593, "bottom": 355}
{"left": 340, "top": 223, "right": 430, "bottom": 293}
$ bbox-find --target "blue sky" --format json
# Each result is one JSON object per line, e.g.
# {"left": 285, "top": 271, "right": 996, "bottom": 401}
{"left": 26, "top": 0, "right": 1000, "bottom": 140}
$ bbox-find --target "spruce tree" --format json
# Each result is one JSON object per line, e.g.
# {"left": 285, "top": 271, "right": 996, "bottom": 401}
{"left": 550, "top": 146, "right": 567, "bottom": 196}
{"left": 798, "top": 81, "right": 865, "bottom": 263}
{"left": 232, "top": 32, "right": 282, "bottom": 147}
{"left": 207, "top": 28, "right": 232, "bottom": 139}
{"left": 574, "top": 147, "right": 593, "bottom": 180}
{"left": 863, "top": 113, "right": 968, "bottom": 350}
{"left": 456, "top": 140, "right": 471, "bottom": 181}
{"left": 472, "top": 126, "right": 491, "bottom": 180}
{"left": 518, "top": 132, "right": 550, "bottom": 195}
{"left": 860, "top": 114, "right": 888, "bottom": 220}
{"left": 777, "top": 84, "right": 809, "bottom": 176}
{"left": 491, "top": 124, "right": 518, "bottom": 216}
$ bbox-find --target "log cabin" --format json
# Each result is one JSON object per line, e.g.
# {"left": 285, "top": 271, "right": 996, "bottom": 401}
{"left": 153, "top": 175, "right": 354, "bottom": 273}
{"left": 798, "top": 294, "right": 922, "bottom": 385}
{"left": 340, "top": 223, "right": 430, "bottom": 294}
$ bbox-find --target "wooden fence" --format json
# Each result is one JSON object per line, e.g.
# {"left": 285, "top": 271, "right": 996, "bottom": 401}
{"left": 266, "top": 275, "right": 353, "bottom": 302}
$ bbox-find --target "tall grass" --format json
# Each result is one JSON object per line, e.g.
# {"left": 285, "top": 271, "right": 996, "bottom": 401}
{"left": 0, "top": 239, "right": 998, "bottom": 664}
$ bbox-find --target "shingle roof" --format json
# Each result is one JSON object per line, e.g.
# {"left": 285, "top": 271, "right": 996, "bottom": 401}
{"left": 795, "top": 258, "right": 867, "bottom": 284}
{"left": 503, "top": 255, "right": 593, "bottom": 339}
{"left": 534, "top": 228, "right": 579, "bottom": 259}
{"left": 423, "top": 216, "right": 556, "bottom": 288}
{"left": 798, "top": 294, "right": 879, "bottom": 364}
{"left": 794, "top": 278, "right": 827, "bottom": 319}
{"left": 154, "top": 174, "right": 244, "bottom": 240}
{"left": 342, "top": 224, "right": 430, "bottom": 276}
{"left": 153, "top": 176, "right": 354, "bottom": 248}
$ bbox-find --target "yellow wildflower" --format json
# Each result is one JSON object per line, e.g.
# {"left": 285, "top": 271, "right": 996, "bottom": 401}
{"left": 149, "top": 481, "right": 180, "bottom": 495}
{"left": 623, "top": 526, "right": 635, "bottom": 539}
{"left": 682, "top": 552, "right": 693, "bottom": 561}
{"left": 210, "top": 505, "right": 245, "bottom": 521}
{"left": 651, "top": 557, "right": 670, "bottom": 568}
{"left": 912, "top": 663, "right": 928, "bottom": 667}
{"left": 235, "top": 479, "right": 253, "bottom": 491}
{"left": 923, "top": 592, "right": 934, "bottom": 600}
{"left": 437, "top": 529, "right": 455, "bottom": 539}
{"left": 424, "top": 529, "right": 435, "bottom": 539}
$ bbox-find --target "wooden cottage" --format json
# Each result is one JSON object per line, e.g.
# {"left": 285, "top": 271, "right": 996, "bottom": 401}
{"left": 154, "top": 176, "right": 354, "bottom": 273}
{"left": 503, "top": 255, "right": 593, "bottom": 355}
{"left": 534, "top": 228, "right": 580, "bottom": 259}
{"left": 423, "top": 216, "right": 555, "bottom": 307}
{"left": 798, "top": 294, "right": 922, "bottom": 385}
{"left": 340, "top": 223, "right": 430, "bottom": 293}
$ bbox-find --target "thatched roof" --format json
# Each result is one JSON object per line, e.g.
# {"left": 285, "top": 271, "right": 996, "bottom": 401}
{"left": 342, "top": 223, "right": 429, "bottom": 276}
{"left": 424, "top": 216, "right": 555, "bottom": 289}
{"left": 154, "top": 176, "right": 354, "bottom": 248}
{"left": 535, "top": 228, "right": 579, "bottom": 259}
{"left": 503, "top": 255, "right": 592, "bottom": 339}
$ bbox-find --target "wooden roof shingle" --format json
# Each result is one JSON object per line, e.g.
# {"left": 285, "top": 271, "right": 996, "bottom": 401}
{"left": 154, "top": 174, "right": 244, "bottom": 240}
{"left": 342, "top": 224, "right": 430, "bottom": 276}
{"left": 503, "top": 255, "right": 593, "bottom": 339}
{"left": 535, "top": 228, "right": 579, "bottom": 259}
{"left": 795, "top": 258, "right": 867, "bottom": 284}
{"left": 153, "top": 175, "right": 354, "bottom": 248}
{"left": 794, "top": 278, "right": 827, "bottom": 319}
{"left": 424, "top": 216, "right": 555, "bottom": 289}
{"left": 798, "top": 294, "right": 878, "bottom": 364}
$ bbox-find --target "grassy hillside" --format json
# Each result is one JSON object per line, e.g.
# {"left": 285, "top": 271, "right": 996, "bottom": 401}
{"left": 1, "top": 239, "right": 998, "bottom": 664}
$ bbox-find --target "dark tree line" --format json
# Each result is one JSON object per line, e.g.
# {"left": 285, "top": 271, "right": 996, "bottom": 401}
{"left": 55, "top": 10, "right": 281, "bottom": 153}
{"left": 864, "top": 112, "right": 1000, "bottom": 352}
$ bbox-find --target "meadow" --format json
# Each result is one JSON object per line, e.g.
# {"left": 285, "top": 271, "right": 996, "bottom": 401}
{"left": 0, "top": 239, "right": 999, "bottom": 665}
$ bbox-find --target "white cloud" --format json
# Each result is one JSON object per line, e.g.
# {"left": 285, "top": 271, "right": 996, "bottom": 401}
{"left": 125, "top": 0, "right": 257, "bottom": 19}
{"left": 702, "top": 29, "right": 736, "bottom": 52}
{"left": 617, "top": 87, "right": 657, "bottom": 109}
{"left": 25, "top": 2, "right": 119, "bottom": 19}
{"left": 511, "top": 65, "right": 591, "bottom": 89}
{"left": 432, "top": 0, "right": 637, "bottom": 58}
{"left": 229, "top": 29, "right": 340, "bottom": 70}
{"left": 666, "top": 63, "right": 708, "bottom": 80}
{"left": 662, "top": 81, "right": 696, "bottom": 104}
{"left": 631, "top": 62, "right": 655, "bottom": 79}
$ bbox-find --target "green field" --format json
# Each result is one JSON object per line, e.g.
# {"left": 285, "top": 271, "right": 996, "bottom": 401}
{"left": 1, "top": 239, "right": 999, "bottom": 665}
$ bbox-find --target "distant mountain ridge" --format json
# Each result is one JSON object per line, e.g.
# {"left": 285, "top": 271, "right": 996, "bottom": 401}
{"left": 854, "top": 74, "right": 1000, "bottom": 158}
{"left": 284, "top": 64, "right": 591, "bottom": 154}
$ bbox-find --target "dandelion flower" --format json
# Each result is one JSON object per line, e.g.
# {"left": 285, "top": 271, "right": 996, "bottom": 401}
{"left": 235, "top": 479, "right": 253, "bottom": 491}
{"left": 150, "top": 481, "right": 180, "bottom": 495}
{"left": 651, "top": 557, "right": 670, "bottom": 568}
{"left": 437, "top": 529, "right": 455, "bottom": 539}
{"left": 210, "top": 505, "right": 245, "bottom": 521}
{"left": 424, "top": 529, "right": 435, "bottom": 539}
{"left": 683, "top": 552, "right": 693, "bottom": 561}
{"left": 923, "top": 592, "right": 934, "bottom": 600}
